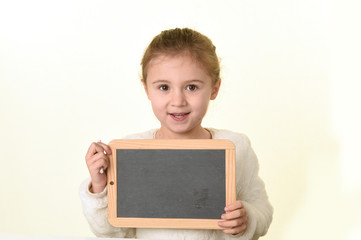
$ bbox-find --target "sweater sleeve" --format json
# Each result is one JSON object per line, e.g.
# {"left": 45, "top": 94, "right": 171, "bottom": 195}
{"left": 223, "top": 134, "right": 273, "bottom": 240}
{"left": 79, "top": 178, "right": 136, "bottom": 238}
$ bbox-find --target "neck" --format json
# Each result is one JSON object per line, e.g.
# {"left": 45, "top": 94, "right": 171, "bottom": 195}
{"left": 155, "top": 127, "right": 211, "bottom": 139}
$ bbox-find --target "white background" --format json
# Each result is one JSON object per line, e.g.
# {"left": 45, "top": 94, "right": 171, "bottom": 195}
{"left": 1, "top": 0, "right": 360, "bottom": 239}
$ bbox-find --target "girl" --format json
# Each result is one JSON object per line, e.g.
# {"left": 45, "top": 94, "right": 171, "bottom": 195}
{"left": 79, "top": 28, "right": 273, "bottom": 240}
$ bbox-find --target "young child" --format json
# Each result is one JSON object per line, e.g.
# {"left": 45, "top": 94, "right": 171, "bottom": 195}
{"left": 79, "top": 28, "right": 273, "bottom": 240}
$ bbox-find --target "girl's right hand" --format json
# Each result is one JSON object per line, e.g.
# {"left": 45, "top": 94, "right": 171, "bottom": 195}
{"left": 85, "top": 141, "right": 112, "bottom": 193}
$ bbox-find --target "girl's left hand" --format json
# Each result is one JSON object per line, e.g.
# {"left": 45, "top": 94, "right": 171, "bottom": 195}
{"left": 218, "top": 200, "right": 248, "bottom": 235}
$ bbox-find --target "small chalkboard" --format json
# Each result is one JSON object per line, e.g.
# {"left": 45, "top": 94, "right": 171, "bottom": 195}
{"left": 107, "top": 139, "right": 235, "bottom": 229}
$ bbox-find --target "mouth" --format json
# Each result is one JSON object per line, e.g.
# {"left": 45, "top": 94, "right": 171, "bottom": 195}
{"left": 169, "top": 112, "right": 190, "bottom": 121}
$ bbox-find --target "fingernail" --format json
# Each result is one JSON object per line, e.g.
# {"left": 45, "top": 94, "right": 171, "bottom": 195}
{"left": 221, "top": 214, "right": 225, "bottom": 219}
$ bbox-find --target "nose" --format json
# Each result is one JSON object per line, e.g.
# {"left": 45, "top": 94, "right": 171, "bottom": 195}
{"left": 170, "top": 90, "right": 187, "bottom": 107}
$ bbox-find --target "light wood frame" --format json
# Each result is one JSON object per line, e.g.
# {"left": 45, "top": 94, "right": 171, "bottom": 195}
{"left": 107, "top": 139, "right": 236, "bottom": 229}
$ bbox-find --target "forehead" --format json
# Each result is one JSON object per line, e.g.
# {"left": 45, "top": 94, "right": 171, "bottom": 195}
{"left": 147, "top": 53, "right": 209, "bottom": 81}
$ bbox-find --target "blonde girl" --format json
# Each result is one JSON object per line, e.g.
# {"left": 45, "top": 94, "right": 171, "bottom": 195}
{"left": 80, "top": 28, "right": 273, "bottom": 240}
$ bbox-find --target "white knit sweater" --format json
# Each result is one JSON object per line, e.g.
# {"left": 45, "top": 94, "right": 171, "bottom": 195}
{"left": 79, "top": 128, "right": 273, "bottom": 240}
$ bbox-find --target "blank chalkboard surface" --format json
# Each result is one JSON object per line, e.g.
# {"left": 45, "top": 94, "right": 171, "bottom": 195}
{"left": 107, "top": 139, "right": 235, "bottom": 229}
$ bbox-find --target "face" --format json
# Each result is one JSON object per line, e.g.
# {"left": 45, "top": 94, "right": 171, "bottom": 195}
{"left": 144, "top": 53, "right": 221, "bottom": 139}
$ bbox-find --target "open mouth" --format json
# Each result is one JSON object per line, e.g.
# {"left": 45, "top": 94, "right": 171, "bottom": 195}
{"left": 169, "top": 112, "right": 190, "bottom": 121}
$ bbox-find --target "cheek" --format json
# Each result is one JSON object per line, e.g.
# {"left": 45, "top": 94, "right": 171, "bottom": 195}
{"left": 193, "top": 95, "right": 211, "bottom": 114}
{"left": 150, "top": 97, "right": 166, "bottom": 114}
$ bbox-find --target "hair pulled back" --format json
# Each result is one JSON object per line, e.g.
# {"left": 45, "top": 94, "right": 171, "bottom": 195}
{"left": 141, "top": 28, "right": 220, "bottom": 85}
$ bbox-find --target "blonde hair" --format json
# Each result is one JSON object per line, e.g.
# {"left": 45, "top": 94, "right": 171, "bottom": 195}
{"left": 141, "top": 28, "right": 220, "bottom": 85}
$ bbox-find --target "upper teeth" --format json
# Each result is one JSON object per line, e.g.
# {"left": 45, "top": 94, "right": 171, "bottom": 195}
{"left": 172, "top": 113, "right": 186, "bottom": 118}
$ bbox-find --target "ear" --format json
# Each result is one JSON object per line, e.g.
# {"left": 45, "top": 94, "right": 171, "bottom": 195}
{"left": 210, "top": 79, "right": 221, "bottom": 100}
{"left": 142, "top": 80, "right": 151, "bottom": 100}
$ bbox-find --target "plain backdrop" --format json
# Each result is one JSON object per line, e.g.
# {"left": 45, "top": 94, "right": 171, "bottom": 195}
{"left": 1, "top": 0, "right": 361, "bottom": 239}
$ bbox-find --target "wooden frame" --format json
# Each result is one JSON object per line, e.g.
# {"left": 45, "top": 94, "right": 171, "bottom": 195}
{"left": 107, "top": 139, "right": 236, "bottom": 229}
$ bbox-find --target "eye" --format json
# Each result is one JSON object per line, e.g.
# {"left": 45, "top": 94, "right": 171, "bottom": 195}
{"left": 186, "top": 85, "right": 198, "bottom": 91}
{"left": 159, "top": 84, "right": 169, "bottom": 91}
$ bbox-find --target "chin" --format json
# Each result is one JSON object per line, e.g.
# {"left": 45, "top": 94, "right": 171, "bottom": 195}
{"left": 171, "top": 126, "right": 199, "bottom": 135}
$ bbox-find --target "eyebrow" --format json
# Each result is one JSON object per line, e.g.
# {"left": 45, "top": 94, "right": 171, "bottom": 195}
{"left": 186, "top": 79, "right": 205, "bottom": 84}
{"left": 151, "top": 79, "right": 205, "bottom": 85}
{"left": 152, "top": 80, "right": 169, "bottom": 85}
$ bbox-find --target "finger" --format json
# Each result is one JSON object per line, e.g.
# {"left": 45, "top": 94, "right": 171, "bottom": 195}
{"left": 97, "top": 141, "right": 112, "bottom": 155}
{"left": 87, "top": 152, "right": 109, "bottom": 169}
{"left": 224, "top": 200, "right": 243, "bottom": 212}
{"left": 85, "top": 142, "right": 109, "bottom": 160}
{"left": 85, "top": 142, "right": 98, "bottom": 160}
{"left": 86, "top": 150, "right": 106, "bottom": 163}
{"left": 91, "top": 158, "right": 108, "bottom": 171}
{"left": 221, "top": 208, "right": 246, "bottom": 220}
{"left": 85, "top": 142, "right": 104, "bottom": 159}
{"left": 88, "top": 156, "right": 109, "bottom": 174}
{"left": 218, "top": 218, "right": 244, "bottom": 229}
{"left": 222, "top": 223, "right": 247, "bottom": 235}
